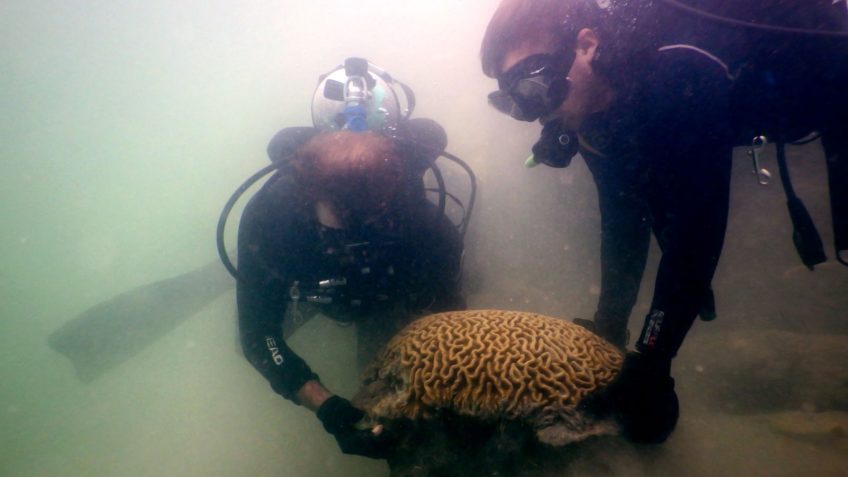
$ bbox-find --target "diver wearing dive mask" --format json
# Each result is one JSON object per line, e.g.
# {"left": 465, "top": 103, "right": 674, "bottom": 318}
{"left": 488, "top": 50, "right": 582, "bottom": 168}
{"left": 226, "top": 58, "right": 475, "bottom": 463}
{"left": 488, "top": 49, "right": 575, "bottom": 123}
{"left": 236, "top": 128, "right": 467, "bottom": 461}
{"left": 481, "top": 0, "right": 848, "bottom": 447}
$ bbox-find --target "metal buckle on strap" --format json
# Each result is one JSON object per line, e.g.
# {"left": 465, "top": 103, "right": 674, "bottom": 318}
{"left": 748, "top": 135, "right": 772, "bottom": 185}
{"left": 288, "top": 281, "right": 304, "bottom": 325}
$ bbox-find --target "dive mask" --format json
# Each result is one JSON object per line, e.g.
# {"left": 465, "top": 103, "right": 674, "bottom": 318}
{"left": 488, "top": 51, "right": 575, "bottom": 122}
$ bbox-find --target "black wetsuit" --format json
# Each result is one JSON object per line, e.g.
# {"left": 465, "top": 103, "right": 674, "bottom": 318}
{"left": 578, "top": 43, "right": 733, "bottom": 357}
{"left": 580, "top": 29, "right": 848, "bottom": 358}
{"left": 236, "top": 132, "right": 465, "bottom": 401}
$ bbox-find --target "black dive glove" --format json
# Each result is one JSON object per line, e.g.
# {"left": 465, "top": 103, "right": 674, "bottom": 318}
{"left": 316, "top": 396, "right": 396, "bottom": 459}
{"left": 608, "top": 352, "right": 679, "bottom": 444}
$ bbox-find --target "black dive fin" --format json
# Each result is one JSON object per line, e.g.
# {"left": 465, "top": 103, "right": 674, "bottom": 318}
{"left": 48, "top": 259, "right": 234, "bottom": 382}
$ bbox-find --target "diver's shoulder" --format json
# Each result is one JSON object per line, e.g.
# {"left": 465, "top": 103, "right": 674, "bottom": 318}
{"left": 266, "top": 127, "right": 320, "bottom": 162}
{"left": 653, "top": 44, "right": 736, "bottom": 82}
{"left": 242, "top": 171, "right": 307, "bottom": 229}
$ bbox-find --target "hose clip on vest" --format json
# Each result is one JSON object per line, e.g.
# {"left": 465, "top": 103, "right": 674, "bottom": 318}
{"left": 306, "top": 295, "right": 333, "bottom": 305}
{"left": 289, "top": 281, "right": 304, "bottom": 325}
{"left": 319, "top": 278, "right": 347, "bottom": 288}
{"left": 748, "top": 135, "right": 772, "bottom": 186}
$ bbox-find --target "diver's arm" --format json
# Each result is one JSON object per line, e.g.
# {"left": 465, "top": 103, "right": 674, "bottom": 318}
{"left": 582, "top": 149, "right": 651, "bottom": 345}
{"left": 238, "top": 257, "right": 388, "bottom": 453}
{"left": 236, "top": 196, "right": 319, "bottom": 402}
{"left": 603, "top": 49, "right": 735, "bottom": 444}
{"left": 236, "top": 278, "right": 318, "bottom": 401}
{"left": 635, "top": 48, "right": 735, "bottom": 359}
{"left": 296, "top": 380, "right": 333, "bottom": 411}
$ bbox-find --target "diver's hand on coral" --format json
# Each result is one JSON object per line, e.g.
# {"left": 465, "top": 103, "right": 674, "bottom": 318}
{"left": 608, "top": 352, "right": 679, "bottom": 444}
{"left": 316, "top": 395, "right": 396, "bottom": 459}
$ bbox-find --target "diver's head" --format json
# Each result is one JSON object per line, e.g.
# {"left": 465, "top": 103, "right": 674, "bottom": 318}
{"left": 312, "top": 58, "right": 402, "bottom": 133}
{"left": 294, "top": 130, "right": 404, "bottom": 230}
{"left": 481, "top": 0, "right": 614, "bottom": 131}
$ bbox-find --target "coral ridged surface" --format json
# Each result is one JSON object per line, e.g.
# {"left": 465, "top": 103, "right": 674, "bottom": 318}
{"left": 361, "top": 309, "right": 623, "bottom": 422}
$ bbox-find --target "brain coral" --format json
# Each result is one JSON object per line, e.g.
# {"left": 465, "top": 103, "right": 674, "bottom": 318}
{"left": 358, "top": 309, "right": 623, "bottom": 429}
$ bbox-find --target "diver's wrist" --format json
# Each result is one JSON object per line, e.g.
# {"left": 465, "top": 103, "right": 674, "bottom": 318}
{"left": 297, "top": 380, "right": 332, "bottom": 411}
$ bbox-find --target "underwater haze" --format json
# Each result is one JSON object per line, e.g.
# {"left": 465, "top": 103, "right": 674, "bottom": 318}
{"left": 2, "top": 1, "right": 847, "bottom": 476}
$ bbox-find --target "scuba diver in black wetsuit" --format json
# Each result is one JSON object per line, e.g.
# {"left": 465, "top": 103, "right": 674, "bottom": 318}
{"left": 217, "top": 58, "right": 476, "bottom": 459}
{"left": 480, "top": 0, "right": 848, "bottom": 443}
